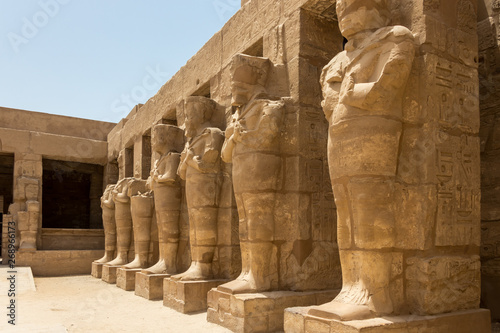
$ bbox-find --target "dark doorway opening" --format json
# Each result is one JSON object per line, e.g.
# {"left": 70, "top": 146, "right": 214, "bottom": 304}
{"left": 0, "top": 153, "right": 14, "bottom": 214}
{"left": 0, "top": 153, "right": 14, "bottom": 251}
{"left": 42, "top": 159, "right": 103, "bottom": 229}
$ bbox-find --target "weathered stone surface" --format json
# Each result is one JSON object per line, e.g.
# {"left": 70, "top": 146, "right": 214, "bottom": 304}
{"left": 135, "top": 272, "right": 171, "bottom": 301}
{"left": 172, "top": 97, "right": 225, "bottom": 282}
{"left": 91, "top": 262, "right": 104, "bottom": 278}
{"left": 101, "top": 264, "right": 120, "bottom": 284}
{"left": 93, "top": 185, "right": 116, "bottom": 266}
{"left": 208, "top": 288, "right": 339, "bottom": 333}
{"left": 163, "top": 278, "right": 228, "bottom": 314}
{"left": 143, "top": 124, "right": 184, "bottom": 276}
{"left": 406, "top": 256, "right": 481, "bottom": 315}
{"left": 17, "top": 250, "right": 104, "bottom": 276}
{"left": 285, "top": 307, "right": 491, "bottom": 333}
{"left": 116, "top": 268, "right": 142, "bottom": 291}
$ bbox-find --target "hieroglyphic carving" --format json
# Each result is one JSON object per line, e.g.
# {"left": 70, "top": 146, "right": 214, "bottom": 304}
{"left": 435, "top": 134, "right": 480, "bottom": 246}
{"left": 457, "top": 0, "right": 476, "bottom": 35}
{"left": 431, "top": 56, "right": 479, "bottom": 133}
{"left": 423, "top": 0, "right": 440, "bottom": 11}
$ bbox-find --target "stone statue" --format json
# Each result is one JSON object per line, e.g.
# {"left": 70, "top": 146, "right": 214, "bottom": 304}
{"left": 94, "top": 184, "right": 116, "bottom": 264}
{"left": 123, "top": 179, "right": 154, "bottom": 269}
{"left": 142, "top": 124, "right": 184, "bottom": 275}
{"left": 309, "top": 0, "right": 415, "bottom": 320}
{"left": 171, "top": 96, "right": 224, "bottom": 281}
{"left": 218, "top": 54, "right": 285, "bottom": 293}
{"left": 106, "top": 176, "right": 134, "bottom": 266}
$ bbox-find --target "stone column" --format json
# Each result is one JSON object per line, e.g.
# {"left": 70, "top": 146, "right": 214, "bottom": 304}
{"left": 9, "top": 153, "right": 42, "bottom": 252}
{"left": 477, "top": 0, "right": 500, "bottom": 323}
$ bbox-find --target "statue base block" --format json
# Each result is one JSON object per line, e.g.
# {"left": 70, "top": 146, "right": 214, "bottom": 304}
{"left": 164, "top": 279, "right": 229, "bottom": 314}
{"left": 101, "top": 265, "right": 121, "bottom": 284}
{"left": 135, "top": 272, "right": 171, "bottom": 300}
{"left": 284, "top": 307, "right": 491, "bottom": 333}
{"left": 207, "top": 288, "right": 339, "bottom": 333}
{"left": 91, "top": 262, "right": 104, "bottom": 278}
{"left": 116, "top": 268, "right": 141, "bottom": 291}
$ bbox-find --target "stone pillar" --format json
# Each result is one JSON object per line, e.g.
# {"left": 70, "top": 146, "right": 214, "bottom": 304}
{"left": 133, "top": 135, "right": 152, "bottom": 180}
{"left": 9, "top": 153, "right": 42, "bottom": 252}
{"left": 477, "top": 0, "right": 500, "bottom": 323}
{"left": 118, "top": 148, "right": 133, "bottom": 180}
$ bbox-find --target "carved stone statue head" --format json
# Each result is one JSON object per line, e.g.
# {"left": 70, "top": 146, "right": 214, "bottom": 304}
{"left": 230, "top": 54, "right": 270, "bottom": 107}
{"left": 336, "top": 0, "right": 391, "bottom": 40}
{"left": 152, "top": 124, "right": 184, "bottom": 155}
{"left": 184, "top": 96, "right": 216, "bottom": 138}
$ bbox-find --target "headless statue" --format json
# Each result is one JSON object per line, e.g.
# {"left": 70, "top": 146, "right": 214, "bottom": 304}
{"left": 172, "top": 96, "right": 224, "bottom": 281}
{"left": 309, "top": 0, "right": 415, "bottom": 320}
{"left": 142, "top": 124, "right": 184, "bottom": 275}
{"left": 107, "top": 177, "right": 134, "bottom": 266}
{"left": 218, "top": 54, "right": 284, "bottom": 293}
{"left": 94, "top": 184, "right": 116, "bottom": 263}
{"left": 123, "top": 179, "right": 154, "bottom": 269}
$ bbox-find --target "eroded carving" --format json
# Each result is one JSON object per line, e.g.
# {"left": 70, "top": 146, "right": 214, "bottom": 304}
{"left": 218, "top": 54, "right": 285, "bottom": 294}
{"left": 309, "top": 0, "right": 415, "bottom": 320}
{"left": 142, "top": 124, "right": 184, "bottom": 275}
{"left": 172, "top": 96, "right": 224, "bottom": 281}
{"left": 93, "top": 184, "right": 117, "bottom": 263}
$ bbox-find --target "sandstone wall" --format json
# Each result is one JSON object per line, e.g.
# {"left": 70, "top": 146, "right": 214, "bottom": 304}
{"left": 478, "top": 0, "right": 500, "bottom": 322}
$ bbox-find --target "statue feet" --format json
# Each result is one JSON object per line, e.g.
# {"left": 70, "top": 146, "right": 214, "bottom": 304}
{"left": 308, "top": 283, "right": 393, "bottom": 321}
{"left": 308, "top": 301, "right": 374, "bottom": 321}
{"left": 141, "top": 259, "right": 174, "bottom": 275}
{"left": 217, "top": 271, "right": 270, "bottom": 294}
{"left": 94, "top": 252, "right": 114, "bottom": 264}
{"left": 106, "top": 252, "right": 129, "bottom": 266}
{"left": 171, "top": 262, "right": 212, "bottom": 281}
{"left": 123, "top": 256, "right": 146, "bottom": 269}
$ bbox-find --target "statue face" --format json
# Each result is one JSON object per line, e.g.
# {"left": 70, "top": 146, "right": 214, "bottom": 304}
{"left": 231, "top": 81, "right": 254, "bottom": 107}
{"left": 152, "top": 132, "right": 165, "bottom": 154}
{"left": 337, "top": 1, "right": 388, "bottom": 39}
{"left": 152, "top": 127, "right": 169, "bottom": 155}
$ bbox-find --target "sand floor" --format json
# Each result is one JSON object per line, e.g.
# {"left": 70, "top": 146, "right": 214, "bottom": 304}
{"left": 0, "top": 268, "right": 230, "bottom": 332}
{"left": 0, "top": 266, "right": 498, "bottom": 332}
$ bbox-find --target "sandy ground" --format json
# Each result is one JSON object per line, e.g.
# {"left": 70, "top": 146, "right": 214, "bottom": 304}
{"left": 0, "top": 266, "right": 498, "bottom": 332}
{"left": 0, "top": 267, "right": 230, "bottom": 333}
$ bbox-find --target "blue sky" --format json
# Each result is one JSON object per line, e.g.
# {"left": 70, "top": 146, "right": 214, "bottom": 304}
{"left": 0, "top": 0, "right": 239, "bottom": 123}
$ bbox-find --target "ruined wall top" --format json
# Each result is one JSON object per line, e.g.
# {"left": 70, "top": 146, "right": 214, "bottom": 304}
{"left": 0, "top": 106, "right": 116, "bottom": 141}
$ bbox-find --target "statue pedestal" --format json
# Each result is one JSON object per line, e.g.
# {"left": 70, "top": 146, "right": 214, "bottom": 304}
{"left": 284, "top": 307, "right": 491, "bottom": 333}
{"left": 135, "top": 272, "right": 171, "bottom": 300}
{"left": 102, "top": 264, "right": 121, "bottom": 284}
{"left": 91, "top": 262, "right": 104, "bottom": 278}
{"left": 116, "top": 268, "right": 141, "bottom": 291}
{"left": 163, "top": 278, "right": 229, "bottom": 314}
{"left": 207, "top": 288, "right": 339, "bottom": 333}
